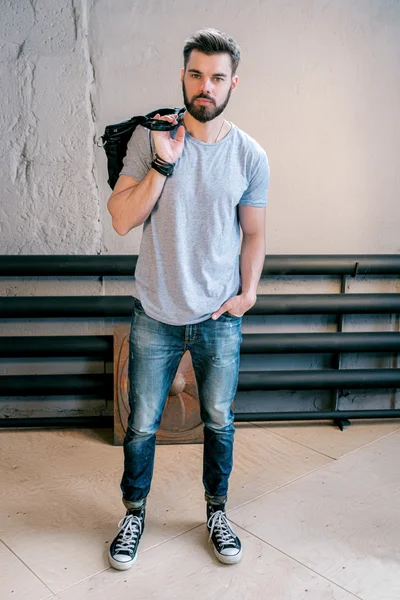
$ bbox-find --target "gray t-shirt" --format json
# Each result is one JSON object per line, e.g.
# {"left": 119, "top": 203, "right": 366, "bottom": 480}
{"left": 120, "top": 121, "right": 269, "bottom": 325}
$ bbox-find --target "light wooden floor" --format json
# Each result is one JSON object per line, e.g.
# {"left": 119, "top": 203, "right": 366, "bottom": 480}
{"left": 1, "top": 419, "right": 400, "bottom": 600}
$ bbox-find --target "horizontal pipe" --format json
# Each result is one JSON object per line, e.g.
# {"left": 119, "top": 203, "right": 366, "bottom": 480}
{"left": 0, "top": 255, "right": 138, "bottom": 276}
{"left": 0, "top": 296, "right": 132, "bottom": 317}
{"left": 238, "top": 369, "right": 400, "bottom": 390}
{"left": 0, "top": 416, "right": 114, "bottom": 428}
{"left": 261, "top": 255, "right": 400, "bottom": 275}
{"left": 2, "top": 369, "right": 400, "bottom": 395}
{"left": 234, "top": 410, "right": 400, "bottom": 422}
{"left": 4, "top": 368, "right": 399, "bottom": 396}
{"left": 0, "top": 336, "right": 113, "bottom": 358}
{"left": 1, "top": 255, "right": 400, "bottom": 276}
{"left": 1, "top": 294, "right": 400, "bottom": 318}
{"left": 1, "top": 412, "right": 398, "bottom": 430}
{"left": 0, "top": 374, "right": 113, "bottom": 396}
{"left": 240, "top": 332, "right": 400, "bottom": 353}
{"left": 1, "top": 333, "right": 399, "bottom": 358}
{"left": 248, "top": 294, "right": 400, "bottom": 315}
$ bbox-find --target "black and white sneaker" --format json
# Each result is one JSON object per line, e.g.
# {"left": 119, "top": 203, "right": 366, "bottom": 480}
{"left": 109, "top": 506, "right": 145, "bottom": 570}
{"left": 207, "top": 503, "right": 242, "bottom": 565}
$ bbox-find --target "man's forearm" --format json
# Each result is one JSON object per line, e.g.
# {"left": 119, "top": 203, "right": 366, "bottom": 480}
{"left": 240, "top": 232, "right": 266, "bottom": 301}
{"left": 108, "top": 169, "right": 167, "bottom": 236}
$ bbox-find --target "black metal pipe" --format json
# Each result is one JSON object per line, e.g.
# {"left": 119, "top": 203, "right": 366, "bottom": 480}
{"left": 261, "top": 255, "right": 400, "bottom": 275}
{"left": 1, "top": 294, "right": 400, "bottom": 318}
{"left": 238, "top": 369, "right": 400, "bottom": 390}
{"left": 0, "top": 255, "right": 138, "bottom": 276}
{"left": 5, "top": 369, "right": 399, "bottom": 395}
{"left": 0, "top": 416, "right": 114, "bottom": 428}
{"left": 2, "top": 333, "right": 399, "bottom": 357}
{"left": 234, "top": 410, "right": 400, "bottom": 422}
{"left": 3, "top": 369, "right": 400, "bottom": 393}
{"left": 240, "top": 332, "right": 400, "bottom": 353}
{"left": 0, "top": 336, "right": 113, "bottom": 358}
{"left": 0, "top": 296, "right": 132, "bottom": 318}
{"left": 0, "top": 374, "right": 113, "bottom": 396}
{"left": 1, "top": 255, "right": 400, "bottom": 277}
{"left": 248, "top": 294, "right": 400, "bottom": 315}
{"left": 1, "top": 412, "right": 398, "bottom": 430}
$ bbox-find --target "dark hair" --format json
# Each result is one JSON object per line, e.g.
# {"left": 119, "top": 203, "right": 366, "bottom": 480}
{"left": 183, "top": 28, "right": 241, "bottom": 76}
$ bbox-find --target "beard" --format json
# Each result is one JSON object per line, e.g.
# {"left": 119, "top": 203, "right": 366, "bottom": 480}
{"left": 182, "top": 80, "right": 232, "bottom": 123}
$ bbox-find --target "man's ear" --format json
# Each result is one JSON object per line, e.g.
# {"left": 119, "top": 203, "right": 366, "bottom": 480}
{"left": 231, "top": 75, "right": 239, "bottom": 92}
{"left": 180, "top": 67, "right": 185, "bottom": 83}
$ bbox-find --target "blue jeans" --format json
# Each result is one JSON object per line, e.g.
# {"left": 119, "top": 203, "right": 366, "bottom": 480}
{"left": 121, "top": 297, "right": 242, "bottom": 509}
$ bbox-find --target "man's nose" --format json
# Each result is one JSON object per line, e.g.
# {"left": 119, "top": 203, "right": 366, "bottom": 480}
{"left": 200, "top": 78, "right": 212, "bottom": 94}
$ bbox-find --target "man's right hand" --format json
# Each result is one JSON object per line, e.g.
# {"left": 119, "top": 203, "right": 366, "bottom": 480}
{"left": 151, "top": 113, "right": 185, "bottom": 164}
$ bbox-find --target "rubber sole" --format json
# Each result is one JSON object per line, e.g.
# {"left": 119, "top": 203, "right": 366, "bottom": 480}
{"left": 108, "top": 550, "right": 138, "bottom": 571}
{"left": 214, "top": 546, "right": 243, "bottom": 565}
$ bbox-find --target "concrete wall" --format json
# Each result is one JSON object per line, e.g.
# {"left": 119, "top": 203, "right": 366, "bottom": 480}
{"left": 1, "top": 0, "right": 399, "bottom": 255}
{"left": 1, "top": 1, "right": 399, "bottom": 420}
{"left": 0, "top": 0, "right": 101, "bottom": 255}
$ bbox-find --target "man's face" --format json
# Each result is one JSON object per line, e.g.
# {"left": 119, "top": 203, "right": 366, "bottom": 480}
{"left": 181, "top": 50, "right": 239, "bottom": 123}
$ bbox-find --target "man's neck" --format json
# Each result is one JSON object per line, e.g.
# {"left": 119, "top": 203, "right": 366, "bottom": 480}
{"left": 182, "top": 113, "right": 228, "bottom": 144}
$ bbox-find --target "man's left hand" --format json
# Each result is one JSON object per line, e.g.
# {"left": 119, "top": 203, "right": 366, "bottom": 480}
{"left": 211, "top": 293, "right": 257, "bottom": 320}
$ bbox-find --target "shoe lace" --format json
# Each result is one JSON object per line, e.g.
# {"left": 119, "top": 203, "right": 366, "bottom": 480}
{"left": 207, "top": 510, "right": 236, "bottom": 547}
{"left": 114, "top": 514, "right": 143, "bottom": 552}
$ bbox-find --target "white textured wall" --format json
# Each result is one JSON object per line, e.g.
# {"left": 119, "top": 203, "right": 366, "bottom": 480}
{"left": 0, "top": 0, "right": 100, "bottom": 254}
{"left": 0, "top": 0, "right": 399, "bottom": 254}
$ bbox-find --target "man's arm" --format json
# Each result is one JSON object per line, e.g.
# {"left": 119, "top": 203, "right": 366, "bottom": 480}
{"left": 238, "top": 204, "right": 266, "bottom": 303}
{"left": 107, "top": 113, "right": 185, "bottom": 236}
{"left": 107, "top": 172, "right": 167, "bottom": 236}
{"left": 212, "top": 205, "right": 266, "bottom": 319}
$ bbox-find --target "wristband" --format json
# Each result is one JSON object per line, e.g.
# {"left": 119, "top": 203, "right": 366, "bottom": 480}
{"left": 151, "top": 161, "right": 174, "bottom": 177}
{"left": 151, "top": 154, "right": 175, "bottom": 177}
{"left": 154, "top": 153, "right": 174, "bottom": 166}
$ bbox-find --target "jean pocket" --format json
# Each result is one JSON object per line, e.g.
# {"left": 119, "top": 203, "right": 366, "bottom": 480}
{"left": 221, "top": 311, "right": 242, "bottom": 321}
{"left": 133, "top": 296, "right": 145, "bottom": 312}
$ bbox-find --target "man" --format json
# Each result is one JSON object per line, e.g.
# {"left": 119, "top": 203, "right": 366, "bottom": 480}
{"left": 107, "top": 28, "right": 269, "bottom": 569}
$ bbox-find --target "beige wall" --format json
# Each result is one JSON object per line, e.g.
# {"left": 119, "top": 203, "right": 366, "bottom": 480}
{"left": 91, "top": 0, "right": 400, "bottom": 255}
{"left": 1, "top": 0, "right": 399, "bottom": 254}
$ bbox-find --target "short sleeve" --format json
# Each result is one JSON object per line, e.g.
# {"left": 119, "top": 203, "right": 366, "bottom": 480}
{"left": 120, "top": 125, "right": 152, "bottom": 182}
{"left": 239, "top": 150, "right": 270, "bottom": 207}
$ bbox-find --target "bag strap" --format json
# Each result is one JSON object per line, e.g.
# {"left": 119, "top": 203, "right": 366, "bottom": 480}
{"left": 147, "top": 107, "right": 186, "bottom": 156}
{"left": 142, "top": 107, "right": 186, "bottom": 131}
{"left": 97, "top": 107, "right": 185, "bottom": 147}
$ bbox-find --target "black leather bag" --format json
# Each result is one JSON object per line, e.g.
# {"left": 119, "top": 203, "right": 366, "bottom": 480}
{"left": 98, "top": 107, "right": 185, "bottom": 189}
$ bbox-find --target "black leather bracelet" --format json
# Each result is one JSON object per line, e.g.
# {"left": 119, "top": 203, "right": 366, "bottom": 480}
{"left": 151, "top": 154, "right": 175, "bottom": 177}
{"left": 151, "top": 160, "right": 174, "bottom": 177}
{"left": 154, "top": 153, "right": 174, "bottom": 166}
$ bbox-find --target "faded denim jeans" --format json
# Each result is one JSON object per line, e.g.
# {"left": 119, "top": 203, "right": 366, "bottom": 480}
{"left": 121, "top": 297, "right": 242, "bottom": 509}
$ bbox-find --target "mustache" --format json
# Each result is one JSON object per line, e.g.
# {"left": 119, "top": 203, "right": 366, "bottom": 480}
{"left": 194, "top": 94, "right": 215, "bottom": 103}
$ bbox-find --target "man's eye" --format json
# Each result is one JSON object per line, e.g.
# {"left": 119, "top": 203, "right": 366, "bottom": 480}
{"left": 191, "top": 74, "right": 200, "bottom": 79}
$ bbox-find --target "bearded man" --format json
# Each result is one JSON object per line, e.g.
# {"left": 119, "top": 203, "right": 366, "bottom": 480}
{"left": 107, "top": 27, "right": 270, "bottom": 569}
